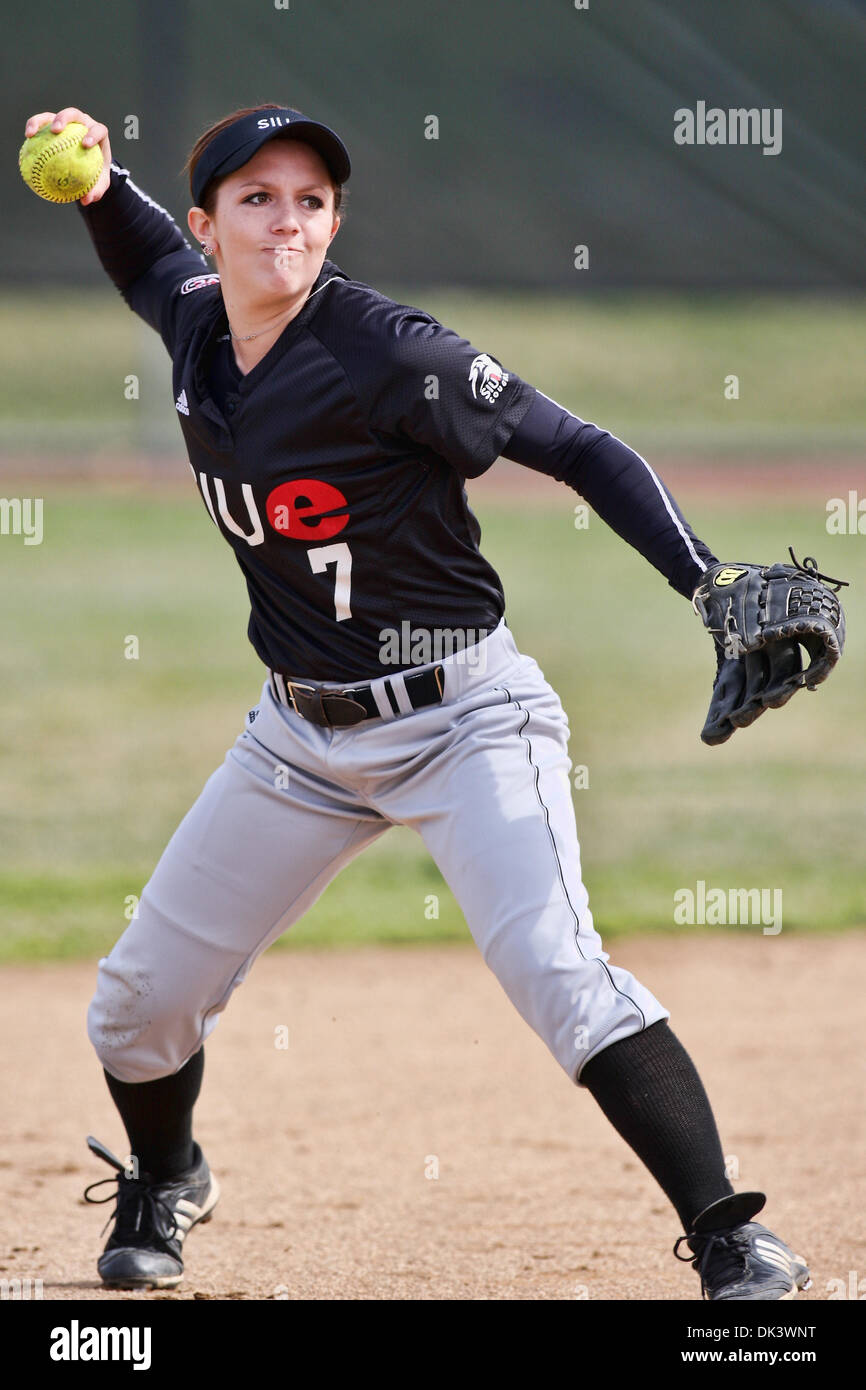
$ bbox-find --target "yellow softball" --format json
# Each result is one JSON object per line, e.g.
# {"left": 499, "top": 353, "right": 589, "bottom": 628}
{"left": 19, "top": 121, "right": 103, "bottom": 203}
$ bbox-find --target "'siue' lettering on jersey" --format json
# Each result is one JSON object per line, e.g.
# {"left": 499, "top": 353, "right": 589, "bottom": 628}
{"left": 113, "top": 171, "right": 535, "bottom": 681}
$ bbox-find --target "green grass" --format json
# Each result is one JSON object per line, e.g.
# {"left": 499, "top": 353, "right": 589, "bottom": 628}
{"left": 1, "top": 289, "right": 864, "bottom": 454}
{"left": 410, "top": 290, "right": 866, "bottom": 452}
{"left": 0, "top": 490, "right": 863, "bottom": 962}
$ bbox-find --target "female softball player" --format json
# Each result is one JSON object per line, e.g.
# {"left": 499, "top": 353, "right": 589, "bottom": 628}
{"left": 23, "top": 102, "right": 812, "bottom": 1300}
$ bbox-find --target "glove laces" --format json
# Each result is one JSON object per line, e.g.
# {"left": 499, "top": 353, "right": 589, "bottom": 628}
{"left": 787, "top": 547, "right": 849, "bottom": 591}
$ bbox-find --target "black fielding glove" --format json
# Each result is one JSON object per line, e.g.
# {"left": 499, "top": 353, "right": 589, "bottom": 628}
{"left": 692, "top": 550, "right": 848, "bottom": 746}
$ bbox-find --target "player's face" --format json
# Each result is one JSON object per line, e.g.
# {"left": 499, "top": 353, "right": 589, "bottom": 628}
{"left": 202, "top": 140, "right": 340, "bottom": 303}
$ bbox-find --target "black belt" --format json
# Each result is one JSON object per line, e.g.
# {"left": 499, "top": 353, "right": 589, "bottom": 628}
{"left": 268, "top": 664, "right": 445, "bottom": 727}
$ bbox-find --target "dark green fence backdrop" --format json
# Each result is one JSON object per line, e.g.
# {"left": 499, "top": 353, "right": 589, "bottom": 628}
{"left": 4, "top": 0, "right": 866, "bottom": 289}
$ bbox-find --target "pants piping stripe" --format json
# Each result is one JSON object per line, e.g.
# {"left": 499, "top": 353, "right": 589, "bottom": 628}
{"left": 501, "top": 685, "right": 647, "bottom": 1030}
{"left": 501, "top": 685, "right": 586, "bottom": 960}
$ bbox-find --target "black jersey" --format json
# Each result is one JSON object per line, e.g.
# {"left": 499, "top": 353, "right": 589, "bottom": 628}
{"left": 79, "top": 162, "right": 716, "bottom": 683}
{"left": 80, "top": 165, "right": 534, "bottom": 680}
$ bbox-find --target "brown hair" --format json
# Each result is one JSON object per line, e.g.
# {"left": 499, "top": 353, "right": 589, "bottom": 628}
{"left": 182, "top": 103, "right": 346, "bottom": 219}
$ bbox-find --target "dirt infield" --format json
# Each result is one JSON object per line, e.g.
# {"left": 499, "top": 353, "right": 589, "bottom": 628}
{"left": 3, "top": 933, "right": 863, "bottom": 1302}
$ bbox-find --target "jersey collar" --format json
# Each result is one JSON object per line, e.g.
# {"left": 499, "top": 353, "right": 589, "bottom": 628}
{"left": 194, "top": 258, "right": 349, "bottom": 413}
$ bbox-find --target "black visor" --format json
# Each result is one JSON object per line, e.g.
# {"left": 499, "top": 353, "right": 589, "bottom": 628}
{"left": 191, "top": 108, "right": 351, "bottom": 206}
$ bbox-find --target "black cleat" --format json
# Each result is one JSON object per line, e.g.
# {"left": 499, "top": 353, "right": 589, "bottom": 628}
{"left": 674, "top": 1191, "right": 811, "bottom": 1301}
{"left": 84, "top": 1135, "right": 219, "bottom": 1290}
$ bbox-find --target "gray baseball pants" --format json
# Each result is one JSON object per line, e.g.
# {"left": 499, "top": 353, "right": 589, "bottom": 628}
{"left": 87, "top": 620, "right": 668, "bottom": 1084}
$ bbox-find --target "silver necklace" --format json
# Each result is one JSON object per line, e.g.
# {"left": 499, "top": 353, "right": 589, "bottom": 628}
{"left": 227, "top": 290, "right": 319, "bottom": 343}
{"left": 228, "top": 325, "right": 273, "bottom": 342}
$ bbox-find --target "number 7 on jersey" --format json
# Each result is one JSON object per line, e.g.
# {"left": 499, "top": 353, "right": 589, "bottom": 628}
{"left": 308, "top": 543, "right": 353, "bottom": 621}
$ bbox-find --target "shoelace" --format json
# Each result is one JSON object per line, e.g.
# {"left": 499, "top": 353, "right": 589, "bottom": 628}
{"left": 673, "top": 1228, "right": 749, "bottom": 1300}
{"left": 83, "top": 1173, "right": 180, "bottom": 1244}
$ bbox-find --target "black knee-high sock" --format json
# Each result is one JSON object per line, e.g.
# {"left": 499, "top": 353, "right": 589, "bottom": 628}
{"left": 104, "top": 1047, "right": 204, "bottom": 1181}
{"left": 579, "top": 1020, "right": 733, "bottom": 1231}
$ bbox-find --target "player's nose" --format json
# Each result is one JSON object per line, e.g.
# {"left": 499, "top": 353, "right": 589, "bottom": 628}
{"left": 268, "top": 197, "right": 302, "bottom": 235}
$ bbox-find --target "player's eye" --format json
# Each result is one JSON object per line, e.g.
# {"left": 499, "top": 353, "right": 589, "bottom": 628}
{"left": 242, "top": 192, "right": 324, "bottom": 209}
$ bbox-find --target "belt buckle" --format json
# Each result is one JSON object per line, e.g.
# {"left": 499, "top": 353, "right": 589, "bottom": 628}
{"left": 285, "top": 680, "right": 316, "bottom": 717}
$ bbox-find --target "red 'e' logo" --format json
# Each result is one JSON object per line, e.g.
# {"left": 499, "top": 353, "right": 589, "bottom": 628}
{"left": 266, "top": 479, "right": 349, "bottom": 540}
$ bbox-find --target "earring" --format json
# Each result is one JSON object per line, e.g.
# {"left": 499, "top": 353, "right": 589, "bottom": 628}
{"left": 201, "top": 242, "right": 212, "bottom": 255}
